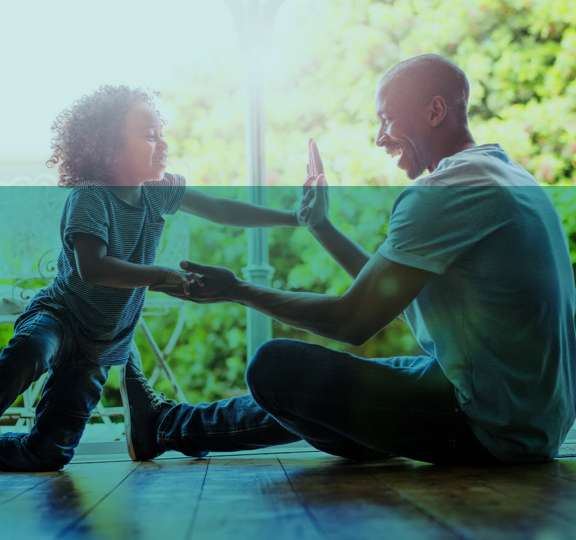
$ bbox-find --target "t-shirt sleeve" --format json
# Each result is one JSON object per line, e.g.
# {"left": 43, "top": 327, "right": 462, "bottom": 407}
{"left": 63, "top": 188, "right": 110, "bottom": 250}
{"left": 378, "top": 185, "right": 481, "bottom": 274}
{"left": 156, "top": 173, "right": 187, "bottom": 215}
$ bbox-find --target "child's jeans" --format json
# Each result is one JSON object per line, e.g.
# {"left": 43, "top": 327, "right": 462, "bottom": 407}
{"left": 159, "top": 339, "right": 499, "bottom": 465}
{"left": 0, "top": 307, "right": 109, "bottom": 471}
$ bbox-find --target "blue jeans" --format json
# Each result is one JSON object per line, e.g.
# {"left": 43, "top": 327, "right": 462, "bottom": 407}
{"left": 159, "top": 339, "right": 498, "bottom": 465}
{"left": 0, "top": 308, "right": 109, "bottom": 471}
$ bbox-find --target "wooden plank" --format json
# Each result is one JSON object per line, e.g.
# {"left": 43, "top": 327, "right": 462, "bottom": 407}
{"left": 2, "top": 451, "right": 574, "bottom": 540}
{"left": 279, "top": 454, "right": 459, "bottom": 539}
{"left": 0, "top": 471, "right": 69, "bottom": 506}
{"left": 362, "top": 459, "right": 576, "bottom": 539}
{"left": 62, "top": 458, "right": 208, "bottom": 540}
{"left": 0, "top": 460, "right": 138, "bottom": 540}
{"left": 0, "top": 468, "right": 67, "bottom": 505}
{"left": 527, "top": 458, "right": 576, "bottom": 483}
{"left": 448, "top": 460, "right": 576, "bottom": 526}
{"left": 190, "top": 454, "right": 320, "bottom": 540}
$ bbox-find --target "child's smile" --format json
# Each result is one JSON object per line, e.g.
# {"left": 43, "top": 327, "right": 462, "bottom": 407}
{"left": 111, "top": 102, "right": 168, "bottom": 186}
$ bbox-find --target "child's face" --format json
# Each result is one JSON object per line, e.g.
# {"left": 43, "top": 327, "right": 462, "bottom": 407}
{"left": 111, "top": 102, "right": 167, "bottom": 186}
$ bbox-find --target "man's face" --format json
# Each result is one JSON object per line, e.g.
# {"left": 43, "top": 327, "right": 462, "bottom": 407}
{"left": 374, "top": 81, "right": 431, "bottom": 180}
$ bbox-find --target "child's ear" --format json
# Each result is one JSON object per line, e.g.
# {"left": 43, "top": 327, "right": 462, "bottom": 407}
{"left": 428, "top": 96, "right": 447, "bottom": 127}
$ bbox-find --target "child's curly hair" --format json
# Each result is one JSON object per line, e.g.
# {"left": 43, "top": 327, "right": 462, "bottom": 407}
{"left": 47, "top": 85, "right": 163, "bottom": 187}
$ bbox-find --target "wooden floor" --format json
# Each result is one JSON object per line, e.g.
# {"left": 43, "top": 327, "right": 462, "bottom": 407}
{"left": 1, "top": 442, "right": 576, "bottom": 540}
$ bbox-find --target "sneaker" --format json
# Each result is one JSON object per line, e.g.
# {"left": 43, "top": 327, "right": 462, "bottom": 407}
{"left": 119, "top": 361, "right": 176, "bottom": 461}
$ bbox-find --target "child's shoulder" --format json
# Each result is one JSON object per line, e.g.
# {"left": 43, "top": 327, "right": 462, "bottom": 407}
{"left": 146, "top": 172, "right": 186, "bottom": 188}
{"left": 65, "top": 181, "right": 110, "bottom": 209}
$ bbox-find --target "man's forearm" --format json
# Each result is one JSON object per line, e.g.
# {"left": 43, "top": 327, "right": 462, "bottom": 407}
{"left": 309, "top": 219, "right": 372, "bottom": 279}
{"left": 233, "top": 279, "right": 353, "bottom": 343}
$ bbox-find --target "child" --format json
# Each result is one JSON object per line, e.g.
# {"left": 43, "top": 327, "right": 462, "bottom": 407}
{"left": 0, "top": 85, "right": 314, "bottom": 471}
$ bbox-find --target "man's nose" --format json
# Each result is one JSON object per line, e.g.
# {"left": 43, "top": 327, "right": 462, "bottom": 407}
{"left": 376, "top": 129, "right": 388, "bottom": 147}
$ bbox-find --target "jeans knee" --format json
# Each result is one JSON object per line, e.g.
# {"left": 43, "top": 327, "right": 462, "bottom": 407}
{"left": 246, "top": 339, "right": 292, "bottom": 396}
{"left": 1, "top": 330, "right": 59, "bottom": 377}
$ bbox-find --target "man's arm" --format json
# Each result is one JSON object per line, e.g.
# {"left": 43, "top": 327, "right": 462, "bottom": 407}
{"left": 153, "top": 254, "right": 429, "bottom": 346}
{"left": 303, "top": 139, "right": 372, "bottom": 279}
{"left": 73, "top": 233, "right": 196, "bottom": 292}
{"left": 308, "top": 217, "right": 372, "bottom": 279}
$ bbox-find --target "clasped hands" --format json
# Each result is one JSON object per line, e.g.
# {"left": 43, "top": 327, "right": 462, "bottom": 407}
{"left": 152, "top": 139, "right": 328, "bottom": 302}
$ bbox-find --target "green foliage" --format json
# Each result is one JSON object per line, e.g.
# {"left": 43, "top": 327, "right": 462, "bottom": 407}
{"left": 164, "top": 0, "right": 576, "bottom": 187}
{"left": 547, "top": 187, "right": 576, "bottom": 263}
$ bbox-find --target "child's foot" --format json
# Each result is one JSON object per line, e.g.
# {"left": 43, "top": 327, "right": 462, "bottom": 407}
{"left": 119, "top": 360, "right": 175, "bottom": 461}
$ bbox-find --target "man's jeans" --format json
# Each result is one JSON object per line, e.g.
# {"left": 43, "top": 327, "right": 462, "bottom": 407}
{"left": 159, "top": 339, "right": 498, "bottom": 465}
{"left": 0, "top": 309, "right": 109, "bottom": 471}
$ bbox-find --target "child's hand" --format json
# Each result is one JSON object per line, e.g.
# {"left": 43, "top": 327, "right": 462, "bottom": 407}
{"left": 156, "top": 268, "right": 204, "bottom": 295}
{"left": 151, "top": 261, "right": 238, "bottom": 304}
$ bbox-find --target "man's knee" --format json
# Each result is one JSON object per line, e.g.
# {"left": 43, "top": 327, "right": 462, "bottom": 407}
{"left": 246, "top": 339, "right": 295, "bottom": 396}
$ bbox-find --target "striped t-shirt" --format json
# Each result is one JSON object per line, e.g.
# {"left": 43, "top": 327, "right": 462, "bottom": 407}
{"left": 29, "top": 173, "right": 186, "bottom": 365}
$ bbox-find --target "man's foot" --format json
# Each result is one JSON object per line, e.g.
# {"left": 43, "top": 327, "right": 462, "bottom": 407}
{"left": 119, "top": 361, "right": 176, "bottom": 461}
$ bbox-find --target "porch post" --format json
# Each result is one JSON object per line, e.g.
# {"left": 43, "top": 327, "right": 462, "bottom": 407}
{"left": 225, "top": 0, "right": 285, "bottom": 362}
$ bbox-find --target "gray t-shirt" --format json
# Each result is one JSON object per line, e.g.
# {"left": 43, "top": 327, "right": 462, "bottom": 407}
{"left": 379, "top": 144, "right": 576, "bottom": 463}
{"left": 30, "top": 173, "right": 186, "bottom": 365}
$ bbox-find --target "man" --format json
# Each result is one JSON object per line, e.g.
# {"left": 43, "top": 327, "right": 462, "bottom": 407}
{"left": 121, "top": 54, "right": 576, "bottom": 465}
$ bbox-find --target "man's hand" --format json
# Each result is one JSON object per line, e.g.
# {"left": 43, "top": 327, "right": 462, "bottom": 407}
{"left": 294, "top": 138, "right": 329, "bottom": 229}
{"left": 150, "top": 261, "right": 239, "bottom": 303}
{"left": 153, "top": 267, "right": 204, "bottom": 296}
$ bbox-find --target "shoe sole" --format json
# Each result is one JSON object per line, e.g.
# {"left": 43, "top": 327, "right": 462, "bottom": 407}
{"left": 119, "top": 365, "right": 138, "bottom": 461}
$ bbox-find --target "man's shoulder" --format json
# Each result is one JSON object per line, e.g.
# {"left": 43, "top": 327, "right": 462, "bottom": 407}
{"left": 419, "top": 144, "right": 538, "bottom": 187}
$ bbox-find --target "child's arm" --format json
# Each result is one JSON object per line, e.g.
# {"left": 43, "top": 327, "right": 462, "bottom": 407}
{"left": 73, "top": 232, "right": 197, "bottom": 292}
{"left": 178, "top": 188, "right": 301, "bottom": 227}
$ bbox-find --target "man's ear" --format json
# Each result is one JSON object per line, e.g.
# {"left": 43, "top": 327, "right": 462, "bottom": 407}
{"left": 428, "top": 96, "right": 447, "bottom": 127}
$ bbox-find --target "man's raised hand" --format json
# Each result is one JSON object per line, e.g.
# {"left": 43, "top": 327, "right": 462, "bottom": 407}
{"left": 296, "top": 138, "right": 329, "bottom": 229}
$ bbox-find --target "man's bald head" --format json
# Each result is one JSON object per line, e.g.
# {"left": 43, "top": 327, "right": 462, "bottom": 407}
{"left": 378, "top": 55, "right": 470, "bottom": 124}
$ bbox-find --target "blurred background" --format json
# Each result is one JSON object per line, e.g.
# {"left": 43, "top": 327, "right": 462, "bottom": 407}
{"left": 1, "top": 0, "right": 575, "bottom": 410}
